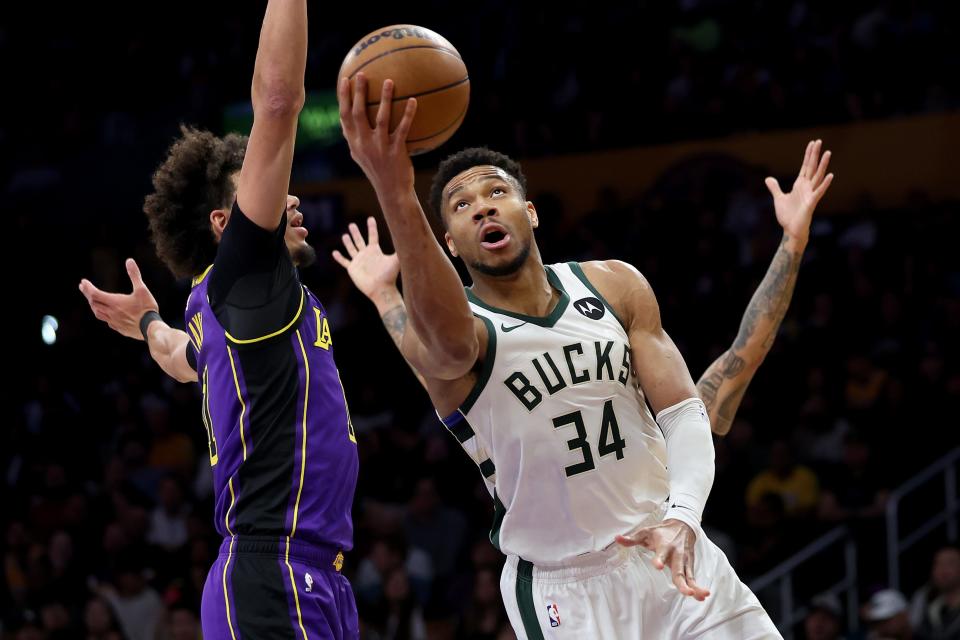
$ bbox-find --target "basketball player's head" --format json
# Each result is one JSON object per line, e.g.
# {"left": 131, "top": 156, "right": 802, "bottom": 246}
{"left": 429, "top": 147, "right": 535, "bottom": 278}
{"left": 144, "top": 125, "right": 315, "bottom": 278}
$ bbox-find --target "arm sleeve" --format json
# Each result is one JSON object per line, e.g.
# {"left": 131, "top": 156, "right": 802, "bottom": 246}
{"left": 185, "top": 341, "right": 198, "bottom": 372}
{"left": 208, "top": 201, "right": 303, "bottom": 342}
{"left": 657, "top": 397, "right": 716, "bottom": 532}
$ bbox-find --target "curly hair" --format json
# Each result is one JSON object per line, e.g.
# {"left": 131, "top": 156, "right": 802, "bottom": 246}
{"left": 428, "top": 147, "right": 527, "bottom": 227}
{"left": 143, "top": 126, "right": 248, "bottom": 278}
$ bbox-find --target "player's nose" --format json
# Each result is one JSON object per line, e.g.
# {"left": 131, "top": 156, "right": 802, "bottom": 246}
{"left": 472, "top": 205, "right": 497, "bottom": 222}
{"left": 287, "top": 195, "right": 301, "bottom": 210}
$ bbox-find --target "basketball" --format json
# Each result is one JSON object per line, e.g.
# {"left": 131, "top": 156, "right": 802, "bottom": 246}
{"left": 339, "top": 25, "right": 470, "bottom": 155}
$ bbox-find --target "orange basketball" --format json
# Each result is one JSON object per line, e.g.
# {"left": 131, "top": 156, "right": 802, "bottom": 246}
{"left": 339, "top": 25, "right": 470, "bottom": 156}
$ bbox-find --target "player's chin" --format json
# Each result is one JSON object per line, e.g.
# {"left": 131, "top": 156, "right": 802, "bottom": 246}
{"left": 470, "top": 244, "right": 529, "bottom": 277}
{"left": 290, "top": 241, "right": 317, "bottom": 268}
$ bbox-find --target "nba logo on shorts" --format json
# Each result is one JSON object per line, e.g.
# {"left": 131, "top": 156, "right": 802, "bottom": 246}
{"left": 304, "top": 573, "right": 313, "bottom": 593}
{"left": 547, "top": 603, "right": 561, "bottom": 627}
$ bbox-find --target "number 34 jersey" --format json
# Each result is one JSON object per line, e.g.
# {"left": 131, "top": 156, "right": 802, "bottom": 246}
{"left": 443, "top": 262, "right": 669, "bottom": 566}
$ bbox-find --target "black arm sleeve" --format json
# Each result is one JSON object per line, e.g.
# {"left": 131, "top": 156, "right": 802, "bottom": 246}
{"left": 208, "top": 202, "right": 302, "bottom": 342}
{"left": 185, "top": 341, "right": 198, "bottom": 372}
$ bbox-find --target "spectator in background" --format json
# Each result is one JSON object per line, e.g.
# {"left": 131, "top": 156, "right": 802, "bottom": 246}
{"left": 146, "top": 476, "right": 189, "bottom": 552}
{"left": 4, "top": 521, "right": 33, "bottom": 613}
{"left": 354, "top": 535, "right": 433, "bottom": 610}
{"left": 457, "top": 567, "right": 509, "bottom": 640}
{"left": 819, "top": 433, "right": 889, "bottom": 523}
{"left": 805, "top": 593, "right": 846, "bottom": 640}
{"left": 39, "top": 600, "right": 72, "bottom": 639}
{"left": 403, "top": 477, "right": 467, "bottom": 584}
{"left": 142, "top": 395, "right": 194, "bottom": 481}
{"left": 746, "top": 440, "right": 820, "bottom": 518}
{"left": 863, "top": 589, "right": 914, "bottom": 640}
{"left": 167, "top": 605, "right": 201, "bottom": 640}
{"left": 912, "top": 545, "right": 960, "bottom": 640}
{"left": 379, "top": 568, "right": 427, "bottom": 640}
{"left": 97, "top": 557, "right": 163, "bottom": 640}
{"left": 83, "top": 596, "right": 125, "bottom": 640}
{"left": 739, "top": 492, "right": 802, "bottom": 578}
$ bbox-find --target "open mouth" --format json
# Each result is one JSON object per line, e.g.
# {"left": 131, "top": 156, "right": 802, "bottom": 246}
{"left": 480, "top": 228, "right": 511, "bottom": 250}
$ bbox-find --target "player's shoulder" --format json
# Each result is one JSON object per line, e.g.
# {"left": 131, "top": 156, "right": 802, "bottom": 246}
{"left": 578, "top": 259, "right": 653, "bottom": 295}
{"left": 577, "top": 260, "right": 657, "bottom": 326}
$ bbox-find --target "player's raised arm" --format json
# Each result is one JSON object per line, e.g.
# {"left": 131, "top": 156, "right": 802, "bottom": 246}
{"left": 332, "top": 217, "right": 429, "bottom": 391}
{"left": 338, "top": 75, "right": 479, "bottom": 380}
{"left": 235, "top": 0, "right": 307, "bottom": 230}
{"left": 79, "top": 259, "right": 197, "bottom": 383}
{"left": 697, "top": 140, "right": 834, "bottom": 435}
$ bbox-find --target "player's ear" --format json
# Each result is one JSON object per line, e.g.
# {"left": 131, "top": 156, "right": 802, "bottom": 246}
{"left": 210, "top": 208, "right": 229, "bottom": 240}
{"left": 444, "top": 231, "right": 459, "bottom": 257}
{"left": 527, "top": 201, "right": 538, "bottom": 230}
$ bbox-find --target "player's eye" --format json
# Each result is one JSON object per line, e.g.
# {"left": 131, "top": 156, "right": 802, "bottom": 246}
{"left": 492, "top": 187, "right": 505, "bottom": 196}
{"left": 454, "top": 201, "right": 469, "bottom": 211}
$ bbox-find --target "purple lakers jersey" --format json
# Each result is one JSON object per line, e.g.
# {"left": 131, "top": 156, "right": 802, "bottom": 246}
{"left": 184, "top": 266, "right": 358, "bottom": 550}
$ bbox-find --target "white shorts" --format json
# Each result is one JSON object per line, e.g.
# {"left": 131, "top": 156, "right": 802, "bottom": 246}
{"left": 500, "top": 528, "right": 781, "bottom": 639}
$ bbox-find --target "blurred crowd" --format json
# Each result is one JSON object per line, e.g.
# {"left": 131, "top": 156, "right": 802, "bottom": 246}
{"left": 5, "top": 1, "right": 959, "bottom": 638}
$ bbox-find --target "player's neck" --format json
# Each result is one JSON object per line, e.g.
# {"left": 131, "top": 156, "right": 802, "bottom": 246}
{"left": 469, "top": 252, "right": 559, "bottom": 318}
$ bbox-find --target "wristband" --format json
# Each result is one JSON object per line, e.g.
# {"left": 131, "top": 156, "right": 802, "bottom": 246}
{"left": 140, "top": 310, "right": 162, "bottom": 341}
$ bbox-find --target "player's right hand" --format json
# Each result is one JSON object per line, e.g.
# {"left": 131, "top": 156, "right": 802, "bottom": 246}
{"left": 332, "top": 217, "right": 401, "bottom": 304}
{"left": 79, "top": 258, "right": 159, "bottom": 341}
{"left": 338, "top": 73, "right": 418, "bottom": 199}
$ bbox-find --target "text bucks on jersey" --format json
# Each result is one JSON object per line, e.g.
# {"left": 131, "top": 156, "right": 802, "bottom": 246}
{"left": 449, "top": 263, "right": 670, "bottom": 566}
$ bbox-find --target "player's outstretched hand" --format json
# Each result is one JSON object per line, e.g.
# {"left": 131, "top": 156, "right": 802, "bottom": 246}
{"left": 332, "top": 216, "right": 401, "bottom": 304}
{"left": 765, "top": 139, "right": 834, "bottom": 245}
{"left": 79, "top": 258, "right": 159, "bottom": 341}
{"left": 338, "top": 73, "right": 418, "bottom": 198}
{"left": 616, "top": 519, "right": 711, "bottom": 601}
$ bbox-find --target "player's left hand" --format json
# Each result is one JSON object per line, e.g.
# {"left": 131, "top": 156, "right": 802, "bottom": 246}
{"left": 616, "top": 519, "right": 711, "bottom": 601}
{"left": 79, "top": 258, "right": 159, "bottom": 341}
{"left": 765, "top": 139, "right": 834, "bottom": 246}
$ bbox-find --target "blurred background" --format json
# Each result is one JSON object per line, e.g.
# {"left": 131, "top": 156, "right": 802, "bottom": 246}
{"left": 4, "top": 2, "right": 960, "bottom": 639}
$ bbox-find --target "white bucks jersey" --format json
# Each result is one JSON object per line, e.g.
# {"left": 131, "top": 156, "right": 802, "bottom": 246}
{"left": 440, "top": 262, "right": 669, "bottom": 565}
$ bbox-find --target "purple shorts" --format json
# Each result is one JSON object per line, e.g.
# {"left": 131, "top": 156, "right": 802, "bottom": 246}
{"left": 202, "top": 536, "right": 358, "bottom": 639}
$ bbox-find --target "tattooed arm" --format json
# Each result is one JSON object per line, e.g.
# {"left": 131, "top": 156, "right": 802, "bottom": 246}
{"left": 333, "top": 217, "right": 428, "bottom": 390}
{"left": 698, "top": 140, "right": 834, "bottom": 436}
{"left": 377, "top": 296, "right": 429, "bottom": 390}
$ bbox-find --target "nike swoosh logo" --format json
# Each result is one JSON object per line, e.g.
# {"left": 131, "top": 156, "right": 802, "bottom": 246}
{"left": 501, "top": 322, "right": 527, "bottom": 332}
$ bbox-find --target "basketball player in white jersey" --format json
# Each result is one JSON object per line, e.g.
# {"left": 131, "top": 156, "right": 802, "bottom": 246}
{"left": 338, "top": 74, "right": 833, "bottom": 638}
{"left": 335, "top": 142, "right": 831, "bottom": 439}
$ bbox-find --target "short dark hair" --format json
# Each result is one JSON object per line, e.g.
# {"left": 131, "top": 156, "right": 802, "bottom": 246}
{"left": 144, "top": 126, "right": 247, "bottom": 278}
{"left": 428, "top": 147, "right": 527, "bottom": 226}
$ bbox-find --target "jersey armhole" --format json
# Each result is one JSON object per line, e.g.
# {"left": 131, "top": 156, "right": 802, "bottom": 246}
{"left": 460, "top": 314, "right": 497, "bottom": 414}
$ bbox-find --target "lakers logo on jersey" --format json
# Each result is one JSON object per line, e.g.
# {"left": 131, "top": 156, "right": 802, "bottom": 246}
{"left": 573, "top": 297, "right": 605, "bottom": 320}
{"left": 188, "top": 312, "right": 204, "bottom": 350}
{"left": 313, "top": 308, "right": 332, "bottom": 350}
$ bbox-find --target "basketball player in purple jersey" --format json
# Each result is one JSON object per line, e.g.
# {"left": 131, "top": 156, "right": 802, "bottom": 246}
{"left": 79, "top": 1, "right": 361, "bottom": 637}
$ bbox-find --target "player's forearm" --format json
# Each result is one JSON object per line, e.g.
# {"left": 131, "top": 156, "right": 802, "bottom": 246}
{"left": 374, "top": 294, "right": 431, "bottom": 392}
{"left": 731, "top": 232, "right": 805, "bottom": 363}
{"left": 252, "top": 0, "right": 307, "bottom": 114}
{"left": 146, "top": 323, "right": 195, "bottom": 384}
{"left": 697, "top": 233, "right": 804, "bottom": 435}
{"left": 696, "top": 354, "right": 755, "bottom": 436}
{"left": 377, "top": 190, "right": 478, "bottom": 372}
{"left": 658, "top": 398, "right": 715, "bottom": 531}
